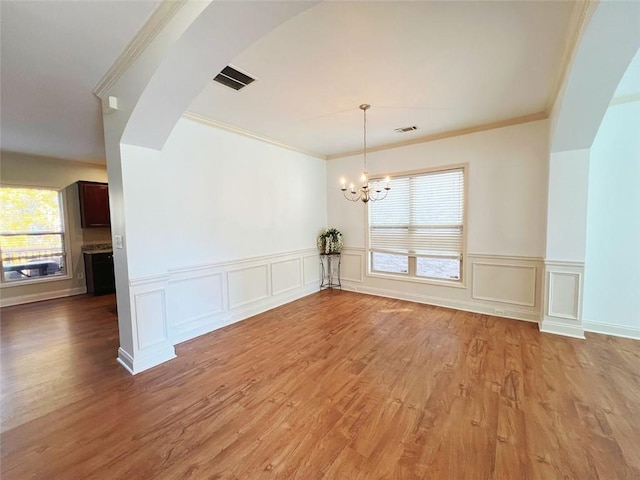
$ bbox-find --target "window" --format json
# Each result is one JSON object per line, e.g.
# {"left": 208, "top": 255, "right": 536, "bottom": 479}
{"left": 368, "top": 166, "right": 465, "bottom": 282}
{"left": 0, "top": 186, "right": 69, "bottom": 284}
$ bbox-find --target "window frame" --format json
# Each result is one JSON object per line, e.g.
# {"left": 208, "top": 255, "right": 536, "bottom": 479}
{"left": 0, "top": 184, "right": 73, "bottom": 288}
{"left": 365, "top": 164, "right": 468, "bottom": 288}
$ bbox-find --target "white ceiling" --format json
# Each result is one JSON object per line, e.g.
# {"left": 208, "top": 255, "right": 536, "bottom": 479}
{"left": 0, "top": 1, "right": 159, "bottom": 163}
{"left": 188, "top": 1, "right": 578, "bottom": 158}
{"left": 3, "top": 1, "right": 612, "bottom": 163}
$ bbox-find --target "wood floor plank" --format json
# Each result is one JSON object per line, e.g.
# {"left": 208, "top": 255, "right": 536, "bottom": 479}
{"left": 1, "top": 291, "right": 639, "bottom": 479}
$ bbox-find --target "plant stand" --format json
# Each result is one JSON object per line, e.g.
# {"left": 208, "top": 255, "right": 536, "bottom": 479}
{"left": 320, "top": 253, "right": 341, "bottom": 290}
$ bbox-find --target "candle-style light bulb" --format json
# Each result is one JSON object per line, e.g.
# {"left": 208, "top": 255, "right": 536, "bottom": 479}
{"left": 340, "top": 178, "right": 346, "bottom": 190}
{"left": 350, "top": 183, "right": 355, "bottom": 193}
{"left": 385, "top": 176, "right": 390, "bottom": 188}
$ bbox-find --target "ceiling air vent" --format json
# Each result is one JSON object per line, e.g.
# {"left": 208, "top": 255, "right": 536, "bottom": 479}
{"left": 213, "top": 65, "right": 256, "bottom": 91}
{"left": 395, "top": 126, "right": 418, "bottom": 133}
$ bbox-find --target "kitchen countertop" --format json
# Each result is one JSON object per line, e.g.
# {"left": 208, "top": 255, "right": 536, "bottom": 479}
{"left": 81, "top": 243, "right": 113, "bottom": 255}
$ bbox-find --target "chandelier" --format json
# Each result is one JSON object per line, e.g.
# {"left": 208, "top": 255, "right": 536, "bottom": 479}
{"left": 341, "top": 104, "right": 390, "bottom": 203}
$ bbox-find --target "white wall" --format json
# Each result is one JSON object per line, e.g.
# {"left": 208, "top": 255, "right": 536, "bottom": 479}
{"left": 115, "top": 117, "right": 327, "bottom": 372}
{"left": 326, "top": 120, "right": 549, "bottom": 321}
{"left": 583, "top": 100, "right": 640, "bottom": 339}
{"left": 122, "top": 117, "right": 326, "bottom": 277}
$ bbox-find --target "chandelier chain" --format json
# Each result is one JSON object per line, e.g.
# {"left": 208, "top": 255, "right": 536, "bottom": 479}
{"left": 363, "top": 105, "right": 367, "bottom": 174}
{"left": 339, "top": 103, "right": 390, "bottom": 204}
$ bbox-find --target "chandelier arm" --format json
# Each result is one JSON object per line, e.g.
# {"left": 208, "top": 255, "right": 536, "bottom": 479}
{"left": 342, "top": 190, "right": 362, "bottom": 202}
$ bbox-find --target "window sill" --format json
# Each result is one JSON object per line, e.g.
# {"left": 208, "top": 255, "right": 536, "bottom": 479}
{"left": 0, "top": 273, "right": 73, "bottom": 289}
{"left": 365, "top": 271, "right": 466, "bottom": 289}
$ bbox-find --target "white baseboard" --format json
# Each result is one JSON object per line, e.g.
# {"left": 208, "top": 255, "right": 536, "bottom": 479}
{"left": 0, "top": 286, "right": 87, "bottom": 307}
{"left": 117, "top": 346, "right": 176, "bottom": 375}
{"left": 341, "top": 282, "right": 540, "bottom": 324}
{"left": 583, "top": 320, "right": 640, "bottom": 340}
{"left": 539, "top": 320, "right": 585, "bottom": 339}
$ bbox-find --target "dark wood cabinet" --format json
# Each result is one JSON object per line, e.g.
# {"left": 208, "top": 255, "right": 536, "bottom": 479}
{"left": 84, "top": 252, "right": 115, "bottom": 295}
{"left": 77, "top": 181, "right": 110, "bottom": 228}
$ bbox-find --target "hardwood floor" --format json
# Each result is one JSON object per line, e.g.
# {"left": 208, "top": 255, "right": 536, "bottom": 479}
{"left": 1, "top": 291, "right": 639, "bottom": 479}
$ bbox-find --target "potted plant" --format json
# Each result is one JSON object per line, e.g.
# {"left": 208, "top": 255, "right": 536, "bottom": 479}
{"left": 317, "top": 228, "right": 344, "bottom": 254}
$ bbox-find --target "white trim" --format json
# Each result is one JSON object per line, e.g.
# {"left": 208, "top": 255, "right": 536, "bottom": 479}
{"left": 539, "top": 320, "right": 585, "bottom": 339}
{"left": 182, "top": 112, "right": 326, "bottom": 160}
{"left": 547, "top": 271, "right": 581, "bottom": 320}
{"left": 0, "top": 273, "right": 73, "bottom": 289}
{"left": 0, "top": 286, "right": 86, "bottom": 307}
{"left": 545, "top": 259, "right": 585, "bottom": 267}
{"left": 471, "top": 262, "right": 536, "bottom": 307}
{"left": 468, "top": 253, "right": 543, "bottom": 263}
{"left": 270, "top": 258, "right": 302, "bottom": 296}
{"left": 117, "top": 345, "right": 176, "bottom": 375}
{"left": 116, "top": 348, "right": 135, "bottom": 375}
{"left": 365, "top": 270, "right": 466, "bottom": 289}
{"left": 227, "top": 264, "right": 270, "bottom": 310}
{"left": 340, "top": 252, "right": 364, "bottom": 283}
{"left": 171, "top": 284, "right": 318, "bottom": 345}
{"left": 544, "top": 0, "right": 594, "bottom": 115}
{"left": 341, "top": 282, "right": 540, "bottom": 324}
{"left": 327, "top": 113, "right": 548, "bottom": 160}
{"left": 303, "top": 254, "right": 320, "bottom": 286}
{"left": 610, "top": 93, "right": 640, "bottom": 106}
{"left": 583, "top": 320, "right": 640, "bottom": 341}
{"left": 129, "top": 273, "right": 170, "bottom": 287}
{"left": 93, "top": 1, "right": 187, "bottom": 98}
{"left": 166, "top": 247, "right": 317, "bottom": 275}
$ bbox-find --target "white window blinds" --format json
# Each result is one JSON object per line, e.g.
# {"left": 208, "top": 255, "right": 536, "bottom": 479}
{"left": 369, "top": 167, "right": 464, "bottom": 259}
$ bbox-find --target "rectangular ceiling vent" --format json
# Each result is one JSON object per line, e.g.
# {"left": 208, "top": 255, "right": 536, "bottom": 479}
{"left": 213, "top": 65, "right": 256, "bottom": 91}
{"left": 395, "top": 126, "right": 418, "bottom": 133}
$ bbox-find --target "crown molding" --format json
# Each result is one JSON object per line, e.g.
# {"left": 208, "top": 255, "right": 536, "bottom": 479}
{"left": 326, "top": 112, "right": 547, "bottom": 160}
{"left": 181, "top": 112, "right": 327, "bottom": 160}
{"left": 544, "top": 0, "right": 596, "bottom": 115}
{"left": 93, "top": 1, "right": 187, "bottom": 99}
{"left": 610, "top": 93, "right": 640, "bottom": 106}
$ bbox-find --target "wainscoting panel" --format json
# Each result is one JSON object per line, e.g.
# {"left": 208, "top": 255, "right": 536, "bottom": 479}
{"left": 158, "top": 249, "right": 318, "bottom": 346}
{"left": 134, "top": 290, "right": 168, "bottom": 351}
{"left": 339, "top": 249, "right": 543, "bottom": 323}
{"left": 271, "top": 258, "right": 302, "bottom": 296}
{"left": 168, "top": 273, "right": 224, "bottom": 325}
{"left": 303, "top": 254, "right": 320, "bottom": 286}
{"left": 228, "top": 264, "right": 270, "bottom": 310}
{"left": 341, "top": 250, "right": 364, "bottom": 283}
{"left": 472, "top": 262, "right": 536, "bottom": 307}
{"left": 547, "top": 272, "right": 580, "bottom": 320}
{"left": 540, "top": 261, "right": 585, "bottom": 339}
{"left": 122, "top": 275, "right": 176, "bottom": 374}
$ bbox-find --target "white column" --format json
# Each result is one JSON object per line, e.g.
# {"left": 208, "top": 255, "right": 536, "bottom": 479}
{"left": 540, "top": 149, "right": 590, "bottom": 338}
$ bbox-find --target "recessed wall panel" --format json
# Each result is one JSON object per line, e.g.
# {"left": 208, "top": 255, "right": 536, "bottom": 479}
{"left": 134, "top": 290, "right": 168, "bottom": 350}
{"left": 168, "top": 273, "right": 223, "bottom": 326}
{"left": 228, "top": 264, "right": 269, "bottom": 309}
{"left": 272, "top": 258, "right": 301, "bottom": 295}
{"left": 472, "top": 262, "right": 536, "bottom": 306}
